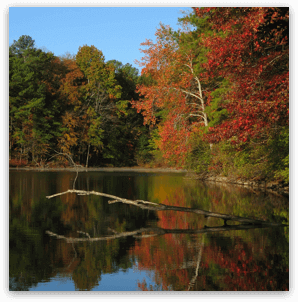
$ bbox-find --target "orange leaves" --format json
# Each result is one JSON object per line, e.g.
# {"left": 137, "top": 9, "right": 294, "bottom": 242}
{"left": 132, "top": 24, "right": 209, "bottom": 165}
{"left": 59, "top": 58, "right": 84, "bottom": 106}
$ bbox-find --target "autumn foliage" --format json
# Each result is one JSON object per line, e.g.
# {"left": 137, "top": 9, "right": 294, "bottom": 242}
{"left": 133, "top": 7, "right": 289, "bottom": 181}
{"left": 132, "top": 23, "right": 214, "bottom": 167}
{"left": 9, "top": 8, "right": 289, "bottom": 182}
{"left": 9, "top": 38, "right": 144, "bottom": 167}
{"left": 196, "top": 7, "right": 289, "bottom": 144}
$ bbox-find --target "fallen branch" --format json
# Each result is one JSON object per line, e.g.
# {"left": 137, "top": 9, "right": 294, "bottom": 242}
{"left": 46, "top": 189, "right": 285, "bottom": 226}
{"left": 46, "top": 223, "right": 283, "bottom": 244}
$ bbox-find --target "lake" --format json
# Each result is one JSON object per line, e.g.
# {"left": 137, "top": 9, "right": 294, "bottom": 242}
{"left": 9, "top": 169, "right": 289, "bottom": 291}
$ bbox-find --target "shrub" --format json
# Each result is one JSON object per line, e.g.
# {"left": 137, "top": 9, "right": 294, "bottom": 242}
{"left": 9, "top": 158, "right": 28, "bottom": 167}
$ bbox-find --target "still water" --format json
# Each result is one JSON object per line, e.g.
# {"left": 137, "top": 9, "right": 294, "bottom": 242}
{"left": 9, "top": 170, "right": 289, "bottom": 291}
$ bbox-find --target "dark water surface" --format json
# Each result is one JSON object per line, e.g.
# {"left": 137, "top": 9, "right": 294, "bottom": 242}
{"left": 9, "top": 170, "right": 289, "bottom": 291}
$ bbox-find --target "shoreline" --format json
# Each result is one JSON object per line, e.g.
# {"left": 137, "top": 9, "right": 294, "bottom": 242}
{"left": 185, "top": 173, "right": 289, "bottom": 197}
{"left": 9, "top": 166, "right": 188, "bottom": 173}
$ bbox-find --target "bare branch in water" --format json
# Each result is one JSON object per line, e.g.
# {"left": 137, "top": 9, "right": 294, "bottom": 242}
{"left": 46, "top": 189, "right": 285, "bottom": 226}
{"left": 46, "top": 223, "right": 281, "bottom": 244}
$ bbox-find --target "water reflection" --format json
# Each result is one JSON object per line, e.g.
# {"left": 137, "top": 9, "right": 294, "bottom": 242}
{"left": 9, "top": 170, "right": 289, "bottom": 291}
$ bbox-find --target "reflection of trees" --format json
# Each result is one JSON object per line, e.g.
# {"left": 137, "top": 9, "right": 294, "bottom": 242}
{"left": 186, "top": 180, "right": 289, "bottom": 224}
{"left": 10, "top": 171, "right": 161, "bottom": 291}
{"left": 129, "top": 179, "right": 289, "bottom": 291}
{"left": 9, "top": 171, "right": 289, "bottom": 291}
{"left": 47, "top": 223, "right": 277, "bottom": 242}
{"left": 188, "top": 215, "right": 210, "bottom": 291}
{"left": 132, "top": 227, "right": 288, "bottom": 291}
{"left": 47, "top": 189, "right": 284, "bottom": 226}
{"left": 9, "top": 194, "right": 65, "bottom": 291}
{"left": 190, "top": 234, "right": 289, "bottom": 291}
{"left": 44, "top": 196, "right": 156, "bottom": 291}
{"left": 46, "top": 176, "right": 288, "bottom": 291}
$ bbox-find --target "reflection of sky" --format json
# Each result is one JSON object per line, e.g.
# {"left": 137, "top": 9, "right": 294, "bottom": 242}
{"left": 29, "top": 266, "right": 157, "bottom": 291}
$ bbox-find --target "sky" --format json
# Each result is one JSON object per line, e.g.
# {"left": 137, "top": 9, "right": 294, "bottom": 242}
{"left": 9, "top": 6, "right": 192, "bottom": 71}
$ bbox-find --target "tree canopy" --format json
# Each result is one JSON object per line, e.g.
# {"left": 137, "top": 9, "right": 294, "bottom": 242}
{"left": 9, "top": 8, "right": 289, "bottom": 183}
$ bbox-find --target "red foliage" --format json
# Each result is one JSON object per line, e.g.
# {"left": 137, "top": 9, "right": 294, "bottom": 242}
{"left": 199, "top": 237, "right": 289, "bottom": 291}
{"left": 195, "top": 7, "right": 289, "bottom": 144}
{"left": 9, "top": 158, "right": 28, "bottom": 167}
{"left": 132, "top": 186, "right": 288, "bottom": 291}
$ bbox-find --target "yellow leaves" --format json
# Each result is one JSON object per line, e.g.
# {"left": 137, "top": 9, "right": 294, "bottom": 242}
{"left": 57, "top": 112, "right": 79, "bottom": 153}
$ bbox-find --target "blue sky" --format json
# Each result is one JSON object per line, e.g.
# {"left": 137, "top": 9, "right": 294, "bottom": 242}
{"left": 9, "top": 7, "right": 192, "bottom": 71}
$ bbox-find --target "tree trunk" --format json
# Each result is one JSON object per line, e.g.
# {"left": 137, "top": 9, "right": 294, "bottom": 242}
{"left": 86, "top": 143, "right": 90, "bottom": 168}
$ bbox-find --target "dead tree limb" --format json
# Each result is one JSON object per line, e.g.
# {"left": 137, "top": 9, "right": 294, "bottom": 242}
{"left": 48, "top": 151, "right": 83, "bottom": 189}
{"left": 46, "top": 189, "right": 286, "bottom": 226}
{"left": 46, "top": 223, "right": 282, "bottom": 244}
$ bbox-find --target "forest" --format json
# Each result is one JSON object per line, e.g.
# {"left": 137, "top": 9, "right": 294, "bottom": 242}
{"left": 9, "top": 7, "right": 289, "bottom": 183}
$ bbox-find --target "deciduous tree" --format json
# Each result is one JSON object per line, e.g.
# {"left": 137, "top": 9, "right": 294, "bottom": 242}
{"left": 132, "top": 24, "right": 211, "bottom": 166}
{"left": 194, "top": 7, "right": 289, "bottom": 144}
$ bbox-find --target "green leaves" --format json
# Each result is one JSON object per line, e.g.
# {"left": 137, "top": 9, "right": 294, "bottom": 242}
{"left": 10, "top": 35, "right": 36, "bottom": 56}
{"left": 86, "top": 107, "right": 104, "bottom": 149}
{"left": 76, "top": 45, "right": 121, "bottom": 103}
{"left": 76, "top": 45, "right": 104, "bottom": 74}
{"left": 9, "top": 37, "right": 64, "bottom": 162}
{"left": 9, "top": 36, "right": 148, "bottom": 167}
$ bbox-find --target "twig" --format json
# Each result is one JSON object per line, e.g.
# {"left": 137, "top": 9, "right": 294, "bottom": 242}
{"left": 77, "top": 231, "right": 91, "bottom": 239}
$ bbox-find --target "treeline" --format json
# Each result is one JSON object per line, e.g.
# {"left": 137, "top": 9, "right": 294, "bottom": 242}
{"left": 133, "top": 7, "right": 289, "bottom": 182}
{"left": 9, "top": 7, "right": 289, "bottom": 183}
{"left": 9, "top": 36, "right": 150, "bottom": 167}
